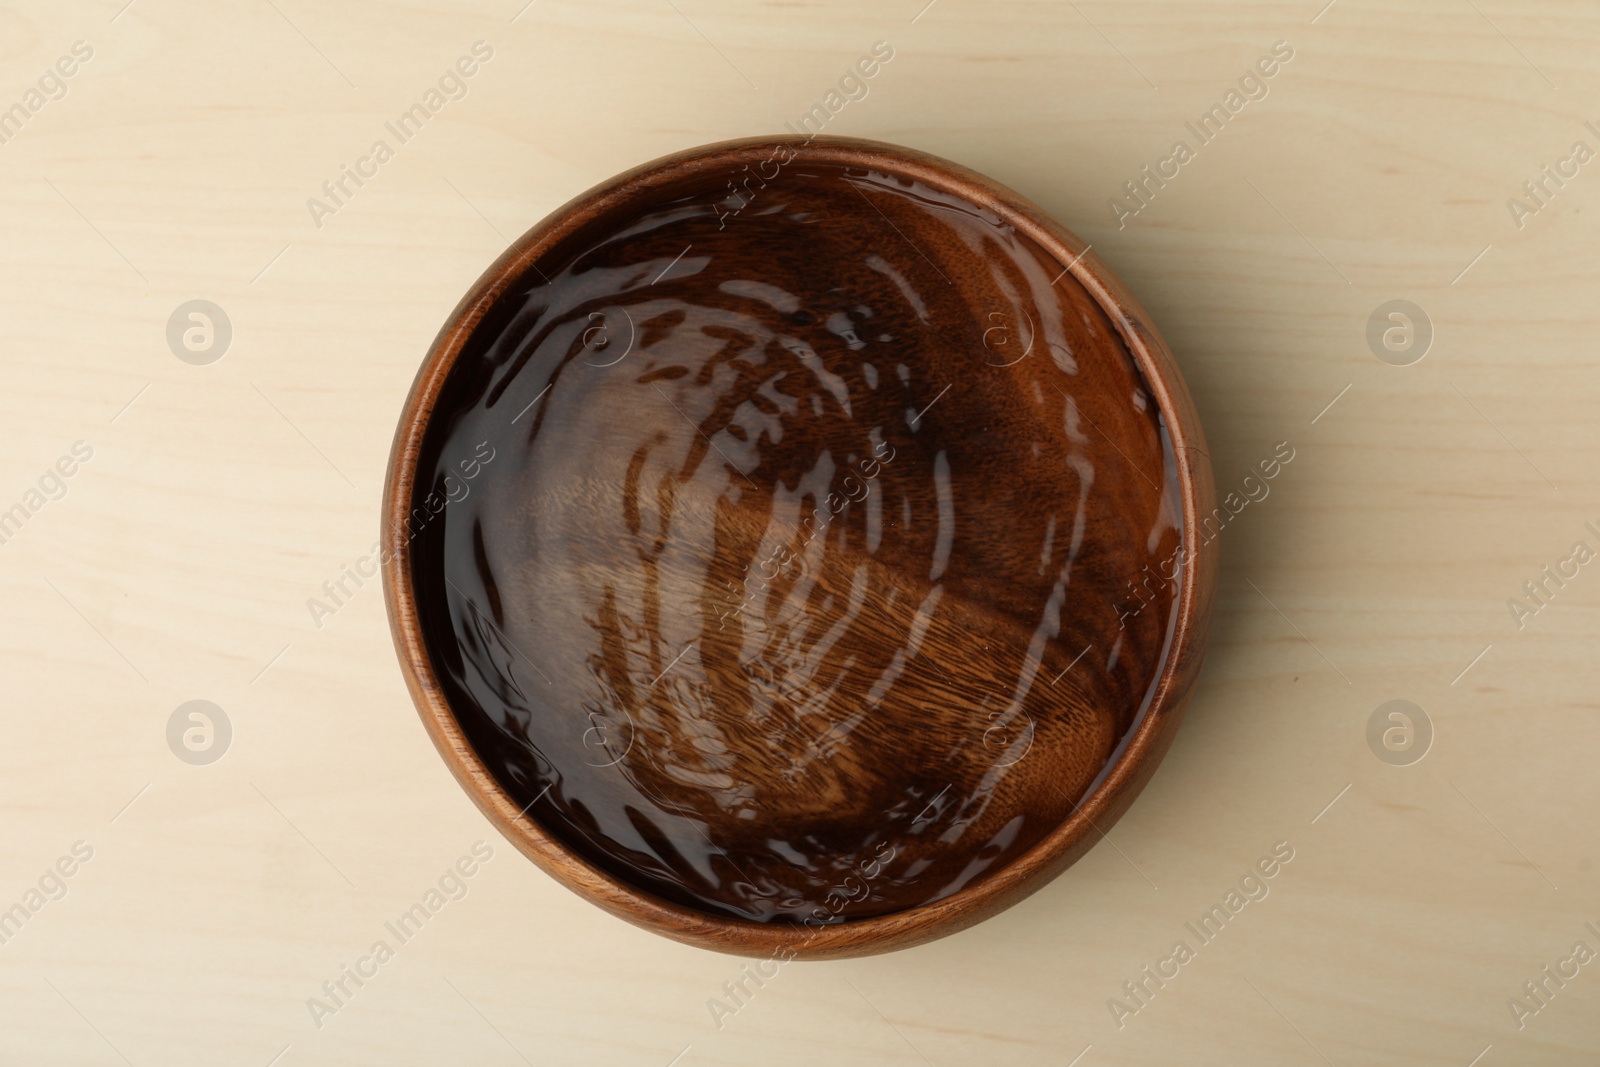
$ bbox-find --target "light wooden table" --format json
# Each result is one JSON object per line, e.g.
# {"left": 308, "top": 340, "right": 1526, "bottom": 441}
{"left": 3, "top": 0, "right": 1597, "bottom": 1063}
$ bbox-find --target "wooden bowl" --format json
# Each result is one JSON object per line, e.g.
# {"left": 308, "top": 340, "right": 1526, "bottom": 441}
{"left": 382, "top": 135, "right": 1216, "bottom": 959}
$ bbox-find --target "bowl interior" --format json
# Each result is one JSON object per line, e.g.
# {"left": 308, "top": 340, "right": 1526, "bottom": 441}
{"left": 392, "top": 137, "right": 1201, "bottom": 952}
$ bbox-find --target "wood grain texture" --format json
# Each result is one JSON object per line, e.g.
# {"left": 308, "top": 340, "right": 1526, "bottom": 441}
{"left": 1, "top": 0, "right": 1598, "bottom": 1063}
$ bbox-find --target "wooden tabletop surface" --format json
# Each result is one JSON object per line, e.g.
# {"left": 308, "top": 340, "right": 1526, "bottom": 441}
{"left": 2, "top": 1, "right": 1598, "bottom": 1063}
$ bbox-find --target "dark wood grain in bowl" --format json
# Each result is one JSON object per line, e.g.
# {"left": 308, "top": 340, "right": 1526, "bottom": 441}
{"left": 382, "top": 135, "right": 1216, "bottom": 959}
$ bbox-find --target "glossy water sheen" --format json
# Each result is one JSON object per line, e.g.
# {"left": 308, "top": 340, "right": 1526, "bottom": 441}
{"left": 414, "top": 160, "right": 1182, "bottom": 924}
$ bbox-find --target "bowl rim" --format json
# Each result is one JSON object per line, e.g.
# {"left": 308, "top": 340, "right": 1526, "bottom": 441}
{"left": 381, "top": 133, "right": 1217, "bottom": 960}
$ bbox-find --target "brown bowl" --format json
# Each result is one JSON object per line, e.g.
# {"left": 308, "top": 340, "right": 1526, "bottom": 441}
{"left": 382, "top": 135, "right": 1216, "bottom": 959}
